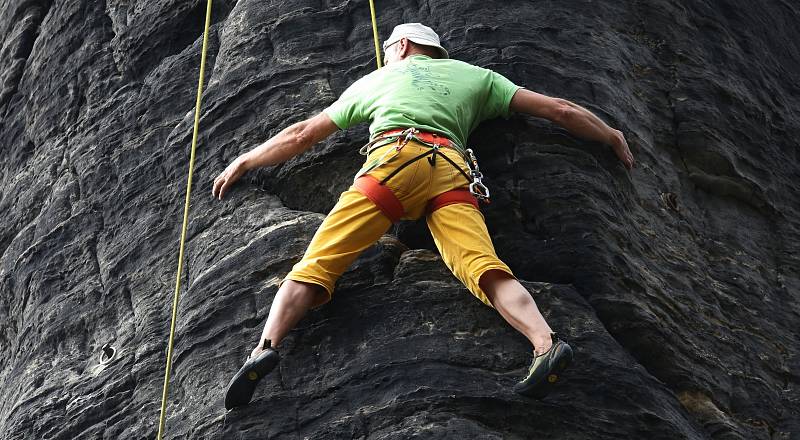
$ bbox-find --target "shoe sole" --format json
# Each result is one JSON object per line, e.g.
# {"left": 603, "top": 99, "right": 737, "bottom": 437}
{"left": 517, "top": 343, "right": 574, "bottom": 399}
{"left": 224, "top": 350, "right": 280, "bottom": 410}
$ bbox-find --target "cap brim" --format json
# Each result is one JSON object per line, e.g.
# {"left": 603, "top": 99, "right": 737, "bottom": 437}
{"left": 406, "top": 37, "right": 449, "bottom": 58}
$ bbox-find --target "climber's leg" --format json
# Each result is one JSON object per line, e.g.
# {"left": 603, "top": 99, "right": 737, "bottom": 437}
{"left": 263, "top": 187, "right": 394, "bottom": 350}
{"left": 425, "top": 201, "right": 552, "bottom": 353}
{"left": 478, "top": 269, "right": 553, "bottom": 354}
{"left": 225, "top": 187, "right": 392, "bottom": 409}
{"left": 254, "top": 279, "right": 328, "bottom": 355}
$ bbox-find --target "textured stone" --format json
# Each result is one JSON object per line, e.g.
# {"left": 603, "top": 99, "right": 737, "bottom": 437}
{"left": 0, "top": 0, "right": 798, "bottom": 439}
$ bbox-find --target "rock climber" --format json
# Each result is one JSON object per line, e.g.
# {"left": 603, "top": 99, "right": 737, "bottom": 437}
{"left": 214, "top": 23, "right": 635, "bottom": 409}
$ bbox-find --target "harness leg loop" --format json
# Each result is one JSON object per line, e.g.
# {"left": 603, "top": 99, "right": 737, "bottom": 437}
{"left": 427, "top": 189, "right": 479, "bottom": 214}
{"left": 354, "top": 175, "right": 405, "bottom": 223}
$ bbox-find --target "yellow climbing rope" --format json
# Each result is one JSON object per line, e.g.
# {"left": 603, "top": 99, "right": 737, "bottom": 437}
{"left": 155, "top": 1, "right": 380, "bottom": 437}
{"left": 156, "top": 0, "right": 213, "bottom": 438}
{"left": 368, "top": 0, "right": 382, "bottom": 69}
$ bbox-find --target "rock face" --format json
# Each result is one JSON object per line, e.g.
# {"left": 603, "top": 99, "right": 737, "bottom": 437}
{"left": 0, "top": 0, "right": 798, "bottom": 438}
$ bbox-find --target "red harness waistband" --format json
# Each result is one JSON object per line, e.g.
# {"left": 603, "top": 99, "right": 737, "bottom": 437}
{"left": 379, "top": 128, "right": 458, "bottom": 149}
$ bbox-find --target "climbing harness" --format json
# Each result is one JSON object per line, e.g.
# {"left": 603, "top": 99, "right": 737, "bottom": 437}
{"left": 354, "top": 173, "right": 478, "bottom": 223}
{"left": 351, "top": 127, "right": 491, "bottom": 223}
{"left": 354, "top": 127, "right": 492, "bottom": 201}
{"left": 157, "top": 0, "right": 213, "bottom": 438}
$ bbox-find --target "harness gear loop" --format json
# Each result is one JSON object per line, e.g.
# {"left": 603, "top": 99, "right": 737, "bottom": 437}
{"left": 353, "top": 127, "right": 417, "bottom": 181}
{"left": 157, "top": 0, "right": 213, "bottom": 438}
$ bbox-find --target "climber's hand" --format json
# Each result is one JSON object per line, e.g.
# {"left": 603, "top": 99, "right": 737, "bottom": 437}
{"left": 610, "top": 129, "right": 635, "bottom": 171}
{"left": 212, "top": 157, "right": 248, "bottom": 200}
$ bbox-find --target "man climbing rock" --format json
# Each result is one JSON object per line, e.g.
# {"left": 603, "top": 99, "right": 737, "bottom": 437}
{"left": 214, "top": 23, "right": 634, "bottom": 409}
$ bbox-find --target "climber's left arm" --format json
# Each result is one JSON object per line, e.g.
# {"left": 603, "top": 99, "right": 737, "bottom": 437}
{"left": 510, "top": 89, "right": 634, "bottom": 170}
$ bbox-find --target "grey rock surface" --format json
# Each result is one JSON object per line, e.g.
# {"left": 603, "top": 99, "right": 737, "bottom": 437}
{"left": 1, "top": 0, "right": 798, "bottom": 439}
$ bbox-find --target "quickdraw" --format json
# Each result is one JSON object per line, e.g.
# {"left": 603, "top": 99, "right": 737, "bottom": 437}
{"left": 465, "top": 148, "right": 490, "bottom": 202}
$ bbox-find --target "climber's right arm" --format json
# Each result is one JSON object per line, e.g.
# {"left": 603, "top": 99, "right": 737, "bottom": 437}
{"left": 509, "top": 89, "right": 634, "bottom": 170}
{"left": 212, "top": 112, "right": 338, "bottom": 200}
{"left": 237, "top": 112, "right": 338, "bottom": 170}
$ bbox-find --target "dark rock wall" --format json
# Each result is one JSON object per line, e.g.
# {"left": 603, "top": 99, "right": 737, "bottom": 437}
{"left": 1, "top": 0, "right": 798, "bottom": 438}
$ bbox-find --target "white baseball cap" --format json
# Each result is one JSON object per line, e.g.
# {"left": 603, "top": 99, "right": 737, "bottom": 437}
{"left": 383, "top": 23, "right": 449, "bottom": 59}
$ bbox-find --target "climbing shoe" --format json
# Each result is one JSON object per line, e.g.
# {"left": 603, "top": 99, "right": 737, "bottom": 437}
{"left": 224, "top": 339, "right": 280, "bottom": 410}
{"left": 513, "top": 332, "right": 573, "bottom": 399}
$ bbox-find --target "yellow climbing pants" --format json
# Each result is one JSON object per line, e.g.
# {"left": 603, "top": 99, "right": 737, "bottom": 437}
{"left": 282, "top": 139, "right": 515, "bottom": 307}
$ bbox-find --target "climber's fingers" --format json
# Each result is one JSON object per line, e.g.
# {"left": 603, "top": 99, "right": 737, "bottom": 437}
{"left": 212, "top": 160, "right": 247, "bottom": 200}
{"left": 611, "top": 130, "right": 634, "bottom": 171}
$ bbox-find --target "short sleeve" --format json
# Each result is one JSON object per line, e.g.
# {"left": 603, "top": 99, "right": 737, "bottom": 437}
{"left": 479, "top": 69, "right": 523, "bottom": 121}
{"left": 323, "top": 76, "right": 371, "bottom": 130}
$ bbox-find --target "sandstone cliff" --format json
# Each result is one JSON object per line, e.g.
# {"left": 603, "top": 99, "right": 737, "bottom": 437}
{"left": 0, "top": 0, "right": 798, "bottom": 438}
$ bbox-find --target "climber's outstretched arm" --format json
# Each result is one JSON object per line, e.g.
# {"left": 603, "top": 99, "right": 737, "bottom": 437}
{"left": 212, "top": 112, "right": 339, "bottom": 199}
{"left": 509, "top": 89, "right": 634, "bottom": 170}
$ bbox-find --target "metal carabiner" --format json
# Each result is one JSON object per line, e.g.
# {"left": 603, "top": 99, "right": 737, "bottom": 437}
{"left": 463, "top": 148, "right": 490, "bottom": 202}
{"left": 469, "top": 180, "right": 490, "bottom": 201}
{"left": 396, "top": 127, "right": 418, "bottom": 151}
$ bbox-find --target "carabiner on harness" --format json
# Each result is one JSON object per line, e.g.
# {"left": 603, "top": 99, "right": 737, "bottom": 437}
{"left": 464, "top": 148, "right": 490, "bottom": 202}
{"left": 396, "top": 127, "right": 418, "bottom": 151}
{"left": 354, "top": 127, "right": 420, "bottom": 182}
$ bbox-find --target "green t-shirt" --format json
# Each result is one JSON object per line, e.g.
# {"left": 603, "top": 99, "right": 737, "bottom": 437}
{"left": 324, "top": 55, "right": 522, "bottom": 149}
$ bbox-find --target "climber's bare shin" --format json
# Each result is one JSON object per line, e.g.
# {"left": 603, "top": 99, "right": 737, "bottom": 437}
{"left": 251, "top": 280, "right": 327, "bottom": 358}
